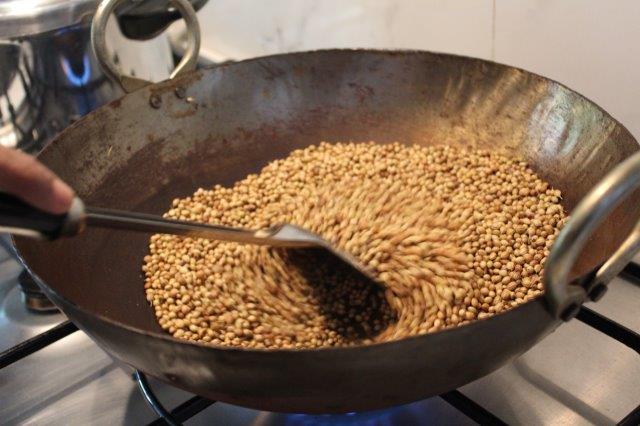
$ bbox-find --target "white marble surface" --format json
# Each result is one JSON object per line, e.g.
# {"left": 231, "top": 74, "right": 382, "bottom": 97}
{"left": 176, "top": 0, "right": 640, "bottom": 139}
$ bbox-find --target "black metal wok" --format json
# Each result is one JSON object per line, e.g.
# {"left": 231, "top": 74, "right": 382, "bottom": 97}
{"left": 11, "top": 0, "right": 640, "bottom": 414}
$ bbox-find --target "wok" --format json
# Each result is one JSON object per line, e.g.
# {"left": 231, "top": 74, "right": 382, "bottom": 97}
{"left": 12, "top": 0, "right": 640, "bottom": 414}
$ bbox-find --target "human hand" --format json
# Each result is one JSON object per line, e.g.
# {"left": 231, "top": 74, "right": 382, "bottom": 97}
{"left": 0, "top": 146, "right": 74, "bottom": 214}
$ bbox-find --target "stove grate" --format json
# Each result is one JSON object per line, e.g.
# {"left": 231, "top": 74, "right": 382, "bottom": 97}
{"left": 0, "top": 320, "right": 77, "bottom": 369}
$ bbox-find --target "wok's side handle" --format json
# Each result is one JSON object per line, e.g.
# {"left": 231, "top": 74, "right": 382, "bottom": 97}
{"left": 545, "top": 151, "right": 640, "bottom": 320}
{"left": 91, "top": 0, "right": 201, "bottom": 93}
{"left": 0, "top": 193, "right": 86, "bottom": 240}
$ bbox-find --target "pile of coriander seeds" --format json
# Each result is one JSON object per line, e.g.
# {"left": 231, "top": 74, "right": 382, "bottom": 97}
{"left": 142, "top": 142, "right": 566, "bottom": 349}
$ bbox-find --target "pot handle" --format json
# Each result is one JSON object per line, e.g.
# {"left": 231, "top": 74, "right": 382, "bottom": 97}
{"left": 91, "top": 0, "right": 201, "bottom": 93}
{"left": 544, "top": 151, "right": 640, "bottom": 320}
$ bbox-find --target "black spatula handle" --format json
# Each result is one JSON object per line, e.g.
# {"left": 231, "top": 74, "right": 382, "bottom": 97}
{"left": 0, "top": 192, "right": 85, "bottom": 239}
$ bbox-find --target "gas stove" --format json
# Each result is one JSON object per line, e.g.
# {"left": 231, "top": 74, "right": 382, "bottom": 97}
{"left": 0, "top": 237, "right": 638, "bottom": 425}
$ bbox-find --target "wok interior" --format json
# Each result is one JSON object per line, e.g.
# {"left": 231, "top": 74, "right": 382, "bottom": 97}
{"left": 16, "top": 50, "right": 640, "bottom": 336}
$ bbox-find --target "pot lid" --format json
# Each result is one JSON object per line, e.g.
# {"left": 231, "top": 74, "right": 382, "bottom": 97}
{"left": 0, "top": 0, "right": 98, "bottom": 38}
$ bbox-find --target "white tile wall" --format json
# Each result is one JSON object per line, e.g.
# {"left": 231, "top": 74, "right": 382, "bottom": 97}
{"left": 182, "top": 0, "right": 640, "bottom": 139}
{"left": 193, "top": 0, "right": 493, "bottom": 60}
{"left": 494, "top": 0, "right": 640, "bottom": 142}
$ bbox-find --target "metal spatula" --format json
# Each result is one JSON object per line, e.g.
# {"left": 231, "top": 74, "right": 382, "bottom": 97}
{"left": 0, "top": 192, "right": 378, "bottom": 283}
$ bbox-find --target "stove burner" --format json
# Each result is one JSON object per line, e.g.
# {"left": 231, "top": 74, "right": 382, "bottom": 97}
{"left": 0, "top": 236, "right": 56, "bottom": 313}
{"left": 18, "top": 270, "right": 58, "bottom": 313}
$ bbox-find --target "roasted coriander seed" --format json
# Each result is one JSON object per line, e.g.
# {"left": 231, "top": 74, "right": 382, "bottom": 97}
{"left": 143, "top": 142, "right": 566, "bottom": 349}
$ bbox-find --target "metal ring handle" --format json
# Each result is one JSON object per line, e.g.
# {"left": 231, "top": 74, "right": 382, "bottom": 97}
{"left": 544, "top": 151, "right": 640, "bottom": 320}
{"left": 91, "top": 0, "right": 201, "bottom": 93}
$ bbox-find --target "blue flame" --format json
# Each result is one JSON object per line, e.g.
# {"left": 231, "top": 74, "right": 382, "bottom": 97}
{"left": 283, "top": 406, "right": 400, "bottom": 426}
{"left": 60, "top": 54, "right": 91, "bottom": 87}
{"left": 279, "top": 400, "right": 435, "bottom": 425}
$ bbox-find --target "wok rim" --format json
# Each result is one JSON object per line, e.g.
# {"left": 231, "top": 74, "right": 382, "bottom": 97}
{"left": 14, "top": 47, "right": 636, "bottom": 355}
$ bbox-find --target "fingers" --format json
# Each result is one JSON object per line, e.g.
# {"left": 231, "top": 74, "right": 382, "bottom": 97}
{"left": 0, "top": 146, "right": 75, "bottom": 214}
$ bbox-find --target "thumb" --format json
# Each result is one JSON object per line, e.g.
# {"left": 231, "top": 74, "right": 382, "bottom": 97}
{"left": 0, "top": 146, "right": 75, "bottom": 214}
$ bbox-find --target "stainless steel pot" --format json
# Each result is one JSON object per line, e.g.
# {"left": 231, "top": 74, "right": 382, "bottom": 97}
{"left": 0, "top": 0, "right": 205, "bottom": 152}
